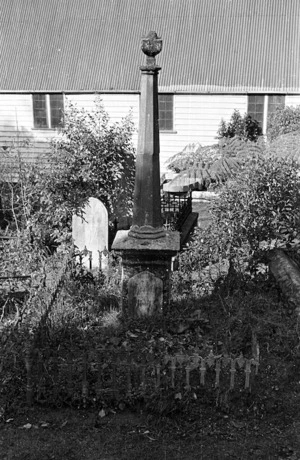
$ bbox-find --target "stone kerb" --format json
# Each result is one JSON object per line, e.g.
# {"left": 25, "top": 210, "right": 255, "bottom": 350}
{"left": 72, "top": 197, "right": 108, "bottom": 270}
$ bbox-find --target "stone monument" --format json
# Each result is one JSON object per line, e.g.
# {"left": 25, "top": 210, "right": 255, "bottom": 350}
{"left": 72, "top": 197, "right": 108, "bottom": 270}
{"left": 112, "top": 31, "right": 180, "bottom": 317}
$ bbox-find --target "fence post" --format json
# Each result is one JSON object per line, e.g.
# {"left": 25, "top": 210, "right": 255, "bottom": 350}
{"left": 25, "top": 343, "right": 33, "bottom": 406}
{"left": 82, "top": 352, "right": 88, "bottom": 407}
{"left": 230, "top": 359, "right": 236, "bottom": 390}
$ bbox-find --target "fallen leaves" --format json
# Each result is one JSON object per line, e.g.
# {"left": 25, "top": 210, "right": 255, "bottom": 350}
{"left": 18, "top": 420, "right": 52, "bottom": 430}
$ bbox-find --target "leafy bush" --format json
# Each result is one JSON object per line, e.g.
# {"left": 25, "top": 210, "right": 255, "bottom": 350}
{"left": 218, "top": 109, "right": 262, "bottom": 142}
{"left": 46, "top": 98, "right": 136, "bottom": 220}
{"left": 212, "top": 157, "right": 300, "bottom": 262}
{"left": 0, "top": 99, "right": 136, "bottom": 248}
{"left": 267, "top": 105, "right": 300, "bottom": 141}
{"left": 175, "top": 155, "right": 300, "bottom": 295}
{"left": 266, "top": 131, "right": 300, "bottom": 163}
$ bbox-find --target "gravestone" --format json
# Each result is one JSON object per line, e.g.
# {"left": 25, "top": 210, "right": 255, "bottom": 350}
{"left": 72, "top": 197, "right": 108, "bottom": 270}
{"left": 128, "top": 271, "right": 163, "bottom": 317}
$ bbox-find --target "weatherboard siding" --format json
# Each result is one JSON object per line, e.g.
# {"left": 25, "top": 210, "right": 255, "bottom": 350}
{"left": 5, "top": 92, "right": 300, "bottom": 172}
{"left": 66, "top": 93, "right": 140, "bottom": 147}
{"left": 0, "top": 94, "right": 53, "bottom": 163}
{"left": 159, "top": 94, "right": 248, "bottom": 170}
{"left": 286, "top": 95, "right": 300, "bottom": 107}
{"left": 0, "top": 93, "right": 141, "bottom": 164}
{"left": 0, "top": 93, "right": 250, "bottom": 168}
{"left": 68, "top": 93, "right": 248, "bottom": 169}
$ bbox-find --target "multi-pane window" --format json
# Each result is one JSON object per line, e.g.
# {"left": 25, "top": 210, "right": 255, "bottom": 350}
{"left": 248, "top": 95, "right": 264, "bottom": 127}
{"left": 248, "top": 94, "right": 285, "bottom": 133}
{"left": 32, "top": 94, "right": 64, "bottom": 129}
{"left": 158, "top": 94, "right": 173, "bottom": 131}
{"left": 268, "top": 95, "right": 285, "bottom": 116}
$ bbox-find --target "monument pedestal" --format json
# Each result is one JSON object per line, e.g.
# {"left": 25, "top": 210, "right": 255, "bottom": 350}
{"left": 112, "top": 230, "right": 180, "bottom": 317}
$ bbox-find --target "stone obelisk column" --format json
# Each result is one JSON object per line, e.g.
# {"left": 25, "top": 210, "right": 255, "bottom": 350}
{"left": 128, "top": 31, "right": 165, "bottom": 239}
{"left": 112, "top": 32, "right": 180, "bottom": 317}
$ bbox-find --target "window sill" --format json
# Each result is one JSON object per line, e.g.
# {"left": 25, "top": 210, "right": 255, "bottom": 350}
{"left": 31, "top": 128, "right": 62, "bottom": 131}
{"left": 160, "top": 130, "right": 177, "bottom": 134}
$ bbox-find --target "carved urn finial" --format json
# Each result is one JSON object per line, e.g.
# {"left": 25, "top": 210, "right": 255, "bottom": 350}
{"left": 141, "top": 31, "right": 162, "bottom": 70}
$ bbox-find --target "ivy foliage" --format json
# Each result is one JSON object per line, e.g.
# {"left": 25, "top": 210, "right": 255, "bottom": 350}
{"left": 267, "top": 105, "right": 300, "bottom": 141}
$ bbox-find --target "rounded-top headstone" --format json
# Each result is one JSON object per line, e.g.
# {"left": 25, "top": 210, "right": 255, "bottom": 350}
{"left": 72, "top": 197, "right": 108, "bottom": 269}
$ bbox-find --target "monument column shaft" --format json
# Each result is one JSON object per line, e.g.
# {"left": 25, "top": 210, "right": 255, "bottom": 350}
{"left": 132, "top": 68, "right": 162, "bottom": 230}
{"left": 112, "top": 31, "right": 180, "bottom": 318}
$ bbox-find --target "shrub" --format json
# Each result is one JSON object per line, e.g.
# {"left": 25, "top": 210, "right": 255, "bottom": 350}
{"left": 264, "top": 131, "right": 300, "bottom": 163}
{"left": 175, "top": 155, "right": 300, "bottom": 290}
{"left": 47, "top": 98, "right": 136, "bottom": 220}
{"left": 212, "top": 156, "right": 300, "bottom": 257}
{"left": 9, "top": 99, "right": 136, "bottom": 246}
{"left": 267, "top": 105, "right": 300, "bottom": 141}
{"left": 217, "top": 109, "right": 262, "bottom": 142}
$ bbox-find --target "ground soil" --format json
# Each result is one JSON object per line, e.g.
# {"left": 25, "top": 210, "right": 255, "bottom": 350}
{"left": 1, "top": 262, "right": 299, "bottom": 459}
{"left": 1, "top": 397, "right": 300, "bottom": 460}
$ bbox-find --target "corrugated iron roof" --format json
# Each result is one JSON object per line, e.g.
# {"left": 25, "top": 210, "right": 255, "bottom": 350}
{"left": 1, "top": 0, "right": 300, "bottom": 93}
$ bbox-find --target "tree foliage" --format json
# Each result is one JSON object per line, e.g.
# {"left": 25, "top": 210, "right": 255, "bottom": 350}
{"left": 166, "top": 143, "right": 221, "bottom": 173}
{"left": 0, "top": 99, "right": 136, "bottom": 248}
{"left": 48, "top": 98, "right": 135, "bottom": 219}
{"left": 264, "top": 131, "right": 300, "bottom": 164}
{"left": 177, "top": 155, "right": 300, "bottom": 289}
{"left": 267, "top": 105, "right": 300, "bottom": 141}
{"left": 165, "top": 110, "right": 264, "bottom": 192}
{"left": 212, "top": 157, "right": 300, "bottom": 255}
{"left": 217, "top": 109, "right": 262, "bottom": 142}
{"left": 166, "top": 136, "right": 266, "bottom": 191}
{"left": 219, "top": 136, "right": 265, "bottom": 161}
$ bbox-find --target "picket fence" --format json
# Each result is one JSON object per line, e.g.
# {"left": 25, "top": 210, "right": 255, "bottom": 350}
{"left": 17, "top": 347, "right": 260, "bottom": 407}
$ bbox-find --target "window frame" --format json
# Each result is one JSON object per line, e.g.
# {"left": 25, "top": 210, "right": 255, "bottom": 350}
{"left": 158, "top": 93, "right": 174, "bottom": 132}
{"left": 247, "top": 94, "right": 285, "bottom": 134}
{"left": 247, "top": 94, "right": 265, "bottom": 129}
{"left": 32, "top": 93, "right": 64, "bottom": 129}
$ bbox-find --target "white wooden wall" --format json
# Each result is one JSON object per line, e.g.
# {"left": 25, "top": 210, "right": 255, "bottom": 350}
{"left": 0, "top": 94, "right": 59, "bottom": 164}
{"left": 7, "top": 91, "right": 300, "bottom": 174}
{"left": 160, "top": 94, "right": 247, "bottom": 170}
{"left": 286, "top": 95, "right": 300, "bottom": 106}
{"left": 68, "top": 93, "right": 247, "bottom": 171}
